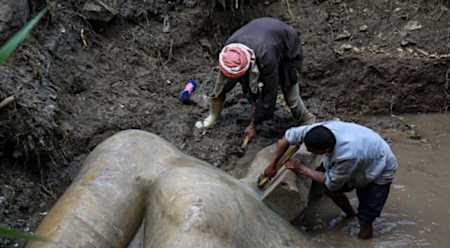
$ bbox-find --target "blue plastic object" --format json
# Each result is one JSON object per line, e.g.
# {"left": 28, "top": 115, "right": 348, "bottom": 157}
{"left": 179, "top": 79, "right": 198, "bottom": 104}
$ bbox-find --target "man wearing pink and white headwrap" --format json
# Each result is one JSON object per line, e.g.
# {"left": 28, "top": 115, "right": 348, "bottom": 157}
{"left": 218, "top": 43, "right": 253, "bottom": 79}
{"left": 196, "top": 17, "right": 316, "bottom": 143}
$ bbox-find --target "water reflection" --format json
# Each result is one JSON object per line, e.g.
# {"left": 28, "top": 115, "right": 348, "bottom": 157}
{"left": 299, "top": 196, "right": 431, "bottom": 247}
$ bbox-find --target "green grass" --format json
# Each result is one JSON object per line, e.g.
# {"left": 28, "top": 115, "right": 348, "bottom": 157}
{"left": 0, "top": 7, "right": 48, "bottom": 64}
{"left": 0, "top": 225, "right": 47, "bottom": 242}
{"left": 0, "top": 6, "right": 49, "bottom": 243}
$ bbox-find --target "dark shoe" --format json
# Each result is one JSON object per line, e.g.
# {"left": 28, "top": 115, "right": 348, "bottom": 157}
{"left": 358, "top": 223, "right": 373, "bottom": 239}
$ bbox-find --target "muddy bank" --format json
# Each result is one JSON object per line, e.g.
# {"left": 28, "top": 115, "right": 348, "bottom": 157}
{"left": 1, "top": 0, "right": 449, "bottom": 166}
{"left": 0, "top": 0, "right": 449, "bottom": 247}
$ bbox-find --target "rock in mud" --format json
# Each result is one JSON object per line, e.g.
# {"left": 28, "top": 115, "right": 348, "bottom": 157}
{"left": 82, "top": 0, "right": 122, "bottom": 22}
{"left": 0, "top": 0, "right": 29, "bottom": 42}
{"left": 183, "top": 0, "right": 197, "bottom": 8}
{"left": 359, "top": 24, "right": 368, "bottom": 32}
{"left": 341, "top": 44, "right": 353, "bottom": 51}
{"left": 335, "top": 30, "right": 352, "bottom": 41}
{"left": 400, "top": 39, "right": 416, "bottom": 47}
{"left": 404, "top": 20, "right": 422, "bottom": 31}
{"left": 242, "top": 144, "right": 322, "bottom": 222}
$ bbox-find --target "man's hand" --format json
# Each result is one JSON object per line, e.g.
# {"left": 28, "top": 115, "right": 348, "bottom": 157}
{"left": 284, "top": 159, "right": 299, "bottom": 172}
{"left": 285, "top": 159, "right": 308, "bottom": 176}
{"left": 264, "top": 164, "right": 277, "bottom": 179}
{"left": 244, "top": 121, "right": 257, "bottom": 143}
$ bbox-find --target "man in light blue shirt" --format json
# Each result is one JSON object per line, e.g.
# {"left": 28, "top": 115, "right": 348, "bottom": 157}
{"left": 264, "top": 120, "right": 398, "bottom": 239}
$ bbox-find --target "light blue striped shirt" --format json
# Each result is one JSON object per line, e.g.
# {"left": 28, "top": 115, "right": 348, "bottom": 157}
{"left": 285, "top": 121, "right": 398, "bottom": 191}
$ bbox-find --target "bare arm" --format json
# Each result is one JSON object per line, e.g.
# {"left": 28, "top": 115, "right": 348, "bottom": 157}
{"left": 264, "top": 138, "right": 290, "bottom": 177}
{"left": 288, "top": 160, "right": 356, "bottom": 191}
{"left": 299, "top": 166, "right": 326, "bottom": 184}
{"left": 285, "top": 159, "right": 326, "bottom": 184}
{"left": 244, "top": 103, "right": 257, "bottom": 141}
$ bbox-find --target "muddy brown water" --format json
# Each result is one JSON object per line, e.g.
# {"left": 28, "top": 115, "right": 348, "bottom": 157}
{"left": 291, "top": 113, "right": 450, "bottom": 248}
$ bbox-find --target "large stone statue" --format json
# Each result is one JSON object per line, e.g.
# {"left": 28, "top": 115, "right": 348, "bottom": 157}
{"left": 27, "top": 130, "right": 319, "bottom": 248}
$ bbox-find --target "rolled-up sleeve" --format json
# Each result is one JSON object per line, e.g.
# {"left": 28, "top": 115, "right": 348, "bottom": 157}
{"left": 284, "top": 126, "right": 308, "bottom": 145}
{"left": 324, "top": 159, "right": 357, "bottom": 191}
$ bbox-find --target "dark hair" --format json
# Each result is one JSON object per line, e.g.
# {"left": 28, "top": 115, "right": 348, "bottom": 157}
{"left": 304, "top": 125, "right": 336, "bottom": 151}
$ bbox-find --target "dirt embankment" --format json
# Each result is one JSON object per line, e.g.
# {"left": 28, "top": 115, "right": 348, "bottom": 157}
{"left": 0, "top": 0, "right": 449, "bottom": 247}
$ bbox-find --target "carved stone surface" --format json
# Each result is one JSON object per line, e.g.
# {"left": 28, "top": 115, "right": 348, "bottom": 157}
{"left": 28, "top": 130, "right": 317, "bottom": 248}
{"left": 242, "top": 144, "right": 322, "bottom": 221}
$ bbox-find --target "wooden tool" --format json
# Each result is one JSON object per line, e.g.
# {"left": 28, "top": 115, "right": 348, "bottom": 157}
{"left": 257, "top": 145, "right": 300, "bottom": 189}
{"left": 241, "top": 135, "right": 251, "bottom": 149}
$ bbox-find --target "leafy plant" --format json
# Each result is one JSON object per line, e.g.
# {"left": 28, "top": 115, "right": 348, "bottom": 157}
{"left": 0, "top": 7, "right": 49, "bottom": 64}
{"left": 0, "top": 6, "right": 50, "bottom": 241}
{"left": 0, "top": 225, "right": 47, "bottom": 242}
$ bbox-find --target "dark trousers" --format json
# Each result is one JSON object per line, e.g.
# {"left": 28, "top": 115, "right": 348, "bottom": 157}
{"left": 355, "top": 183, "right": 391, "bottom": 225}
{"left": 318, "top": 166, "right": 391, "bottom": 225}
{"left": 329, "top": 183, "right": 391, "bottom": 225}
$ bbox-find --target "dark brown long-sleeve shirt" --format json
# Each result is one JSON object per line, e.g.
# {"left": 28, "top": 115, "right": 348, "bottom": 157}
{"left": 223, "top": 17, "right": 303, "bottom": 123}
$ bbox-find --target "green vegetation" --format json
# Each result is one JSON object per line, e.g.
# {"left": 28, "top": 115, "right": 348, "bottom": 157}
{"left": 0, "top": 6, "right": 49, "bottom": 243}
{"left": 0, "top": 7, "right": 48, "bottom": 64}
{"left": 0, "top": 225, "right": 47, "bottom": 242}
